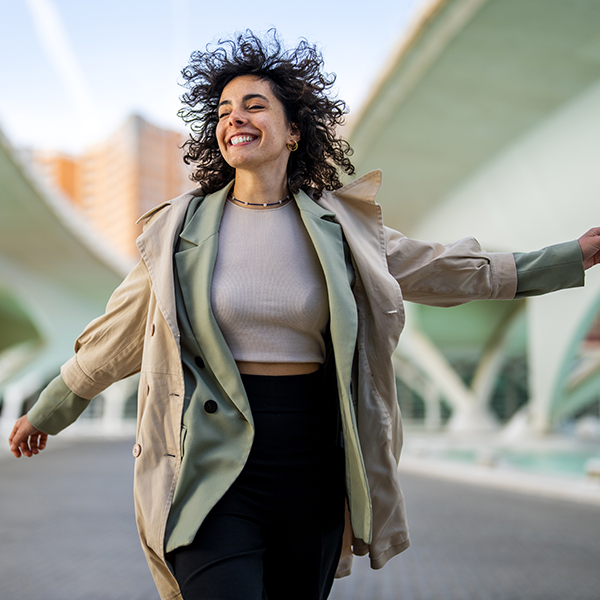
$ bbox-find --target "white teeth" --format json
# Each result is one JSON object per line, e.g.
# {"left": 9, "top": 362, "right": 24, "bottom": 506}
{"left": 230, "top": 135, "right": 255, "bottom": 146}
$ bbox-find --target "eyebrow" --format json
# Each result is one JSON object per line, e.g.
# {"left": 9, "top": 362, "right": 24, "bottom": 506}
{"left": 218, "top": 93, "right": 270, "bottom": 109}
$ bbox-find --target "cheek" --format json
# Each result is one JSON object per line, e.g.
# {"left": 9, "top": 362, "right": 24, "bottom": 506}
{"left": 215, "top": 123, "right": 225, "bottom": 146}
{"left": 215, "top": 127, "right": 229, "bottom": 158}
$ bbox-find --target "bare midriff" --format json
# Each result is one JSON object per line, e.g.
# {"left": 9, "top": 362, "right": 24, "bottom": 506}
{"left": 236, "top": 361, "right": 321, "bottom": 376}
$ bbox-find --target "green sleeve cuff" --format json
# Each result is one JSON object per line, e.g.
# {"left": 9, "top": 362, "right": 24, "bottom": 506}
{"left": 27, "top": 374, "right": 93, "bottom": 435}
{"left": 514, "top": 240, "right": 584, "bottom": 299}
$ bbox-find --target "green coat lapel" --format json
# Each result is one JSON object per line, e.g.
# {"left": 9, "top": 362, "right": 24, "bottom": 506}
{"left": 295, "top": 191, "right": 368, "bottom": 528}
{"left": 174, "top": 182, "right": 251, "bottom": 420}
{"left": 294, "top": 190, "right": 358, "bottom": 393}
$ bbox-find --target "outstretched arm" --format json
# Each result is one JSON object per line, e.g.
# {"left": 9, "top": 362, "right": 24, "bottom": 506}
{"left": 7, "top": 259, "right": 151, "bottom": 458}
{"left": 579, "top": 228, "right": 600, "bottom": 270}
{"left": 385, "top": 226, "right": 597, "bottom": 305}
{"left": 9, "top": 416, "right": 48, "bottom": 458}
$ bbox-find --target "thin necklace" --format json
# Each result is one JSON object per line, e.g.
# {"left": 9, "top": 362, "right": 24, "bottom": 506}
{"left": 228, "top": 191, "right": 291, "bottom": 207}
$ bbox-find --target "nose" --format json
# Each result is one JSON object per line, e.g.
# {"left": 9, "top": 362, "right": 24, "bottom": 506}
{"left": 228, "top": 108, "right": 246, "bottom": 126}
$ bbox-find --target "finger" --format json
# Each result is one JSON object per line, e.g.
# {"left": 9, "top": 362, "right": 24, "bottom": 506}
{"left": 8, "top": 422, "right": 19, "bottom": 446}
{"left": 9, "top": 420, "right": 29, "bottom": 457}
{"left": 9, "top": 425, "right": 24, "bottom": 455}
{"left": 30, "top": 433, "right": 46, "bottom": 455}
{"left": 19, "top": 439, "right": 33, "bottom": 458}
{"left": 38, "top": 433, "right": 48, "bottom": 451}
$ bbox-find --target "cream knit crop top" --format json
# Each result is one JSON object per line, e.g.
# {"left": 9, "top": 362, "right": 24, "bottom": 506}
{"left": 211, "top": 199, "right": 330, "bottom": 363}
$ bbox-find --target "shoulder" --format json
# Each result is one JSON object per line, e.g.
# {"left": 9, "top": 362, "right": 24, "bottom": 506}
{"left": 330, "top": 170, "right": 382, "bottom": 205}
{"left": 136, "top": 189, "right": 204, "bottom": 231}
{"left": 318, "top": 171, "right": 384, "bottom": 238}
{"left": 318, "top": 171, "right": 383, "bottom": 222}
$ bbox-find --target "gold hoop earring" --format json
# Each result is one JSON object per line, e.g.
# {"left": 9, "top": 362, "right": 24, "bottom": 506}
{"left": 286, "top": 140, "right": 299, "bottom": 152}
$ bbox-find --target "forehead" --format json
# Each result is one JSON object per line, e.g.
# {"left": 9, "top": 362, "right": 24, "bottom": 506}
{"left": 219, "top": 75, "right": 275, "bottom": 101}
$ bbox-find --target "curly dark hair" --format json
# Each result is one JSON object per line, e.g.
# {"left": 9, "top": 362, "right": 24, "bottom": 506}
{"left": 178, "top": 29, "right": 355, "bottom": 198}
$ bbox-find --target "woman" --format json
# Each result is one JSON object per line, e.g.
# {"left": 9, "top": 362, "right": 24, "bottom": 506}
{"left": 9, "top": 31, "right": 600, "bottom": 600}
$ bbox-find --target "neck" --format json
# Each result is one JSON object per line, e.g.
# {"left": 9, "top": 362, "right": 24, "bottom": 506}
{"left": 232, "top": 169, "right": 289, "bottom": 208}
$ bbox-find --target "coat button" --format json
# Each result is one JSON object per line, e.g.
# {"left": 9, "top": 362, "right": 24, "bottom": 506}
{"left": 194, "top": 356, "right": 205, "bottom": 369}
{"left": 204, "top": 400, "right": 218, "bottom": 414}
{"left": 150, "top": 323, "right": 156, "bottom": 336}
{"left": 132, "top": 443, "right": 142, "bottom": 458}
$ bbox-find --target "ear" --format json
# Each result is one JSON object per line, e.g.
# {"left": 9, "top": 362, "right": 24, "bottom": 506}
{"left": 290, "top": 123, "right": 301, "bottom": 142}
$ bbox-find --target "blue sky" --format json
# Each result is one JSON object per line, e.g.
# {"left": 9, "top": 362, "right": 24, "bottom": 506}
{"left": 0, "top": 0, "right": 423, "bottom": 153}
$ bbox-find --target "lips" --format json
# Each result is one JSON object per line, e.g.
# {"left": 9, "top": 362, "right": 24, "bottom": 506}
{"left": 229, "top": 134, "right": 257, "bottom": 146}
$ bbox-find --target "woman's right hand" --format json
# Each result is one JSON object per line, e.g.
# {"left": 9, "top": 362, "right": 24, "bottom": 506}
{"left": 9, "top": 415, "right": 48, "bottom": 458}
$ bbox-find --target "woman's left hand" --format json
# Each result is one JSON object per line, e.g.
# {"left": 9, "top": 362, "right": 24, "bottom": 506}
{"left": 578, "top": 228, "right": 600, "bottom": 270}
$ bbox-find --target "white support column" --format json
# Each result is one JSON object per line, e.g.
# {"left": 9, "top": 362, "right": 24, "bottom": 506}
{"left": 471, "top": 303, "right": 524, "bottom": 414}
{"left": 0, "top": 371, "right": 46, "bottom": 434}
{"left": 397, "top": 317, "right": 499, "bottom": 432}
{"left": 422, "top": 379, "right": 442, "bottom": 431}
{"left": 393, "top": 352, "right": 443, "bottom": 430}
{"left": 99, "top": 377, "right": 138, "bottom": 434}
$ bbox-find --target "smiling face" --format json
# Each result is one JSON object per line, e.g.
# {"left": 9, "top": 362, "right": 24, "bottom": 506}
{"left": 216, "top": 75, "right": 299, "bottom": 177}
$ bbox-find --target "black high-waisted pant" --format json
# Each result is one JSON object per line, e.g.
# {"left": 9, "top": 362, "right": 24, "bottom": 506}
{"left": 170, "top": 370, "right": 346, "bottom": 600}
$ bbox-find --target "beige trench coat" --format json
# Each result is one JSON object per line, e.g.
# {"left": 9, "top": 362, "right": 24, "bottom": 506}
{"left": 59, "top": 170, "right": 517, "bottom": 599}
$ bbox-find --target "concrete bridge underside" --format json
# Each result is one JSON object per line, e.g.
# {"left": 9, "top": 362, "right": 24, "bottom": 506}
{"left": 0, "top": 130, "right": 135, "bottom": 434}
{"left": 348, "top": 0, "right": 600, "bottom": 434}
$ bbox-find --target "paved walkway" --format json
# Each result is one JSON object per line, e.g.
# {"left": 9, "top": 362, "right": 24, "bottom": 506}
{"left": 1, "top": 437, "right": 158, "bottom": 600}
{"left": 2, "top": 437, "right": 600, "bottom": 600}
